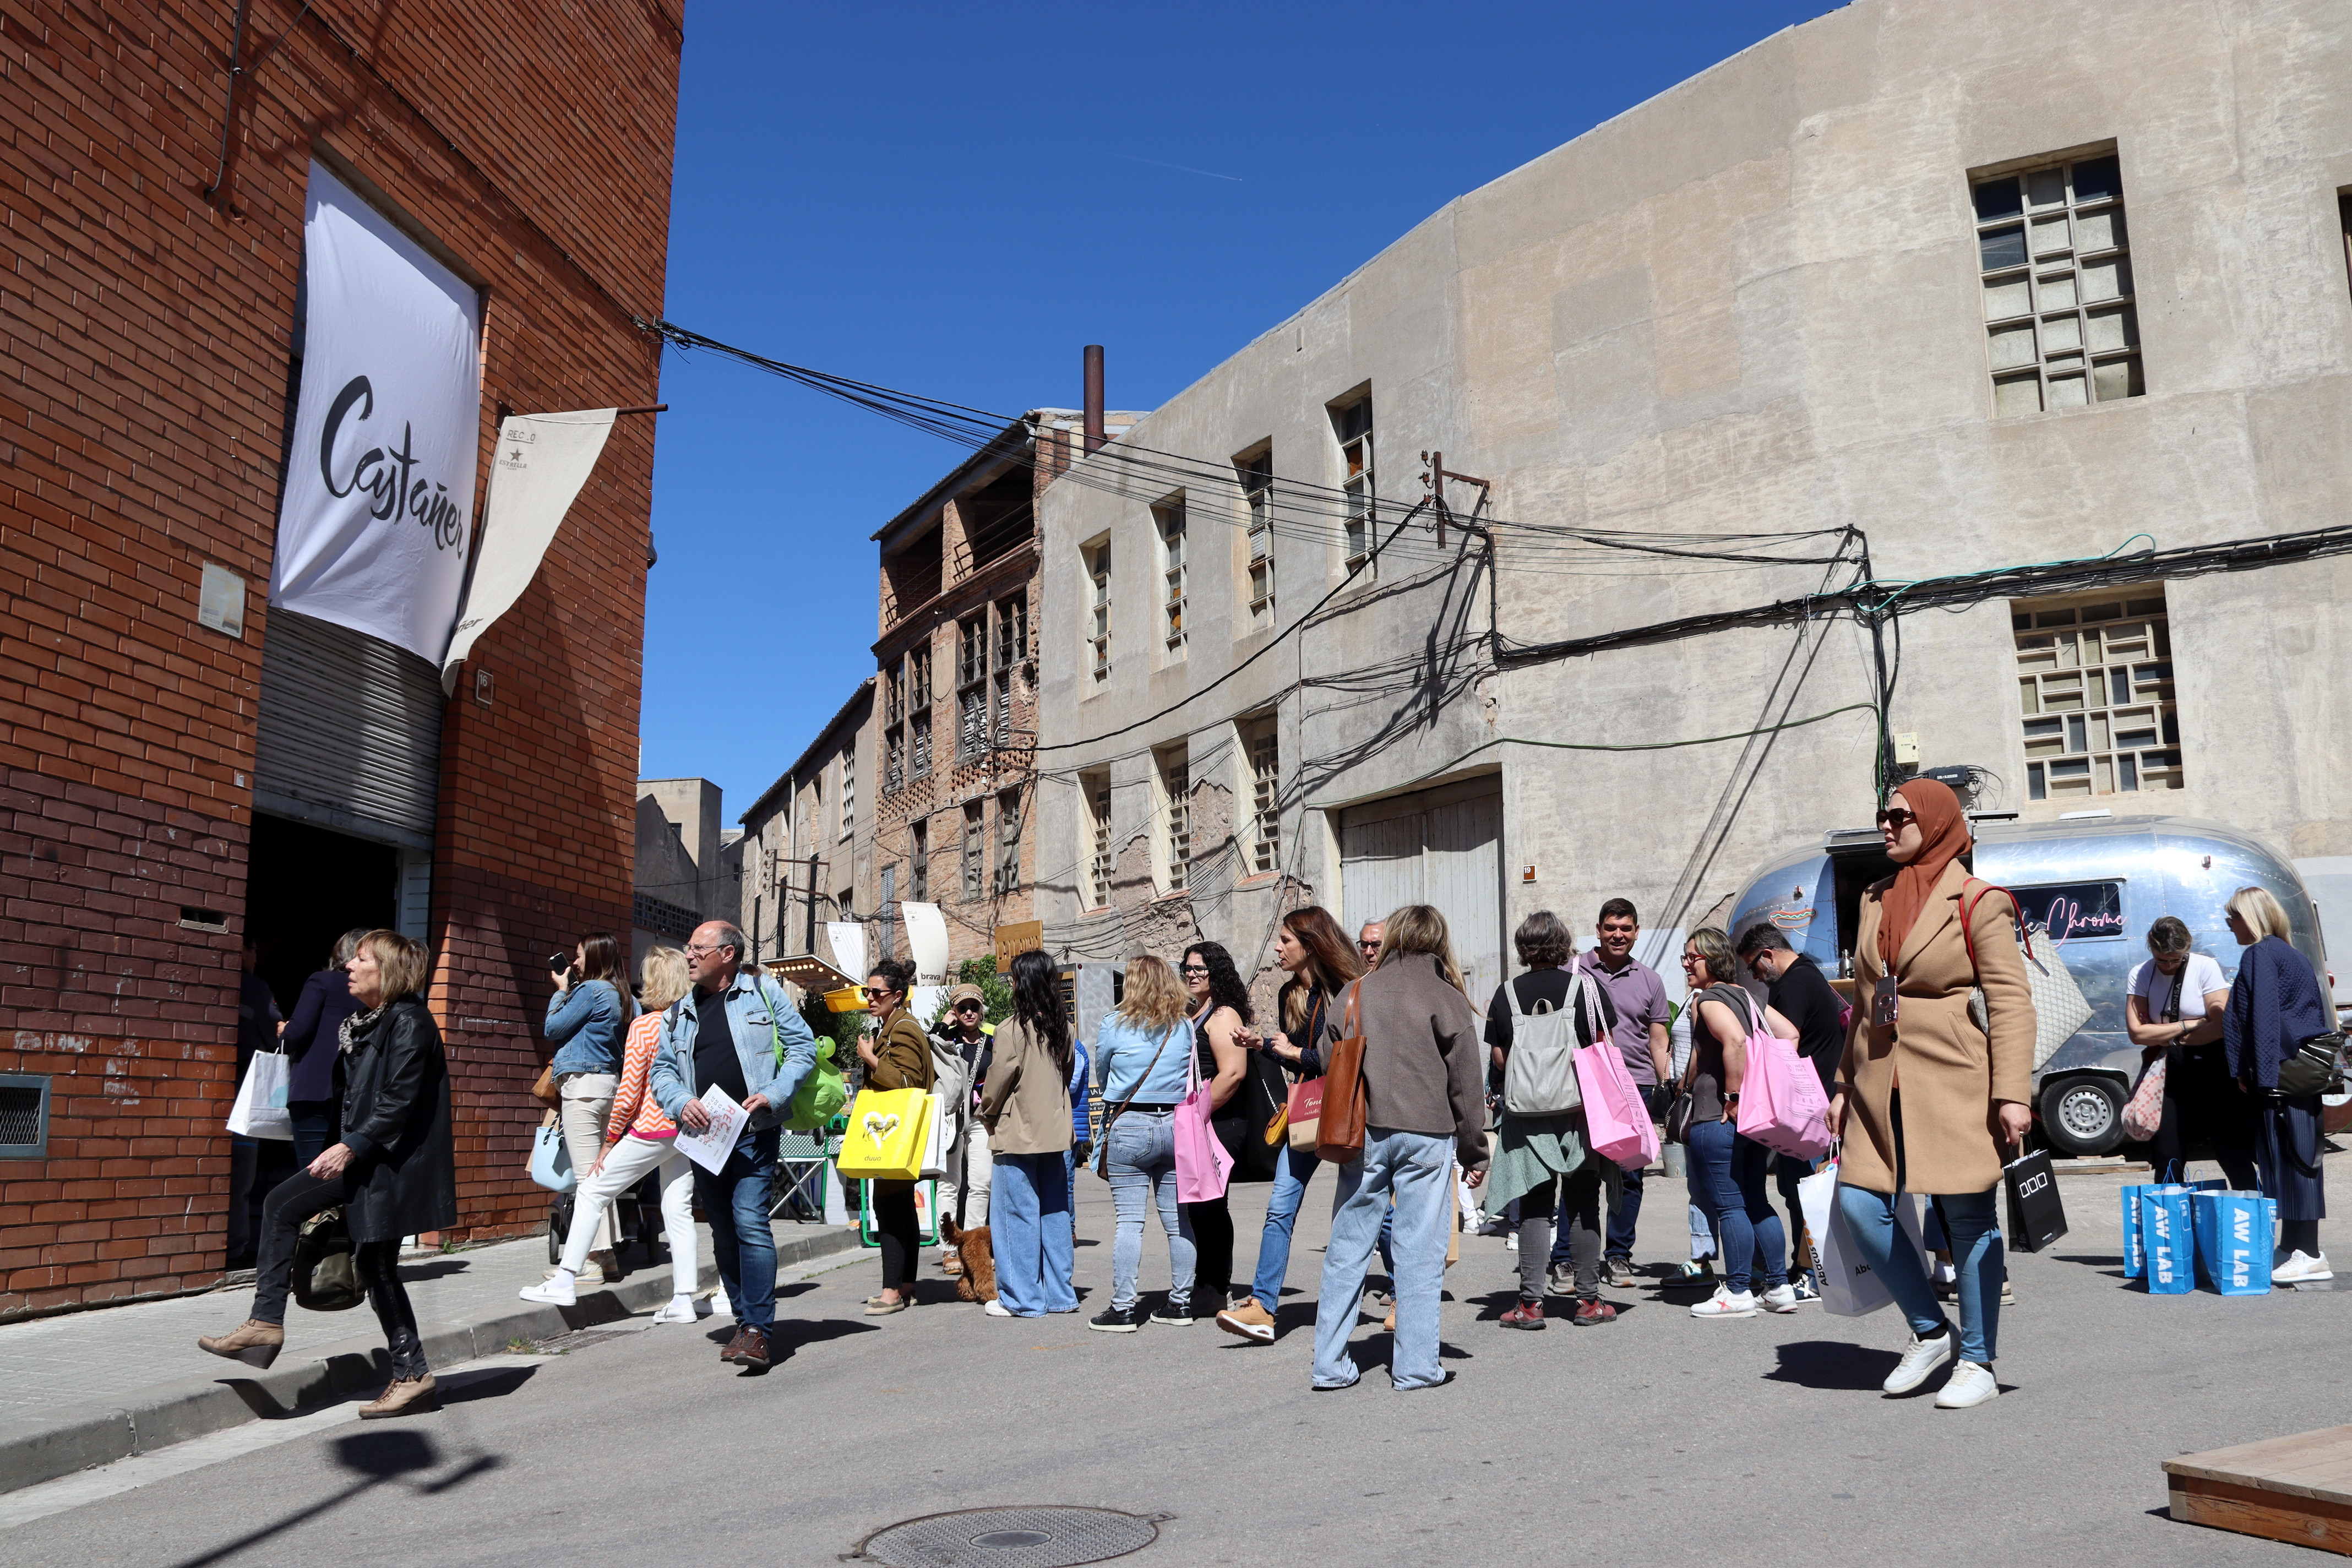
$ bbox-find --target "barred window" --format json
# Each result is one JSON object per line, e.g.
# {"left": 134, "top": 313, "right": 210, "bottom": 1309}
{"left": 1156, "top": 497, "right": 1186, "bottom": 655}
{"left": 992, "top": 594, "right": 1025, "bottom": 748}
{"left": 1244, "top": 716, "right": 1280, "bottom": 874}
{"left": 1084, "top": 769, "right": 1112, "bottom": 909}
{"left": 840, "top": 746, "right": 855, "bottom": 839}
{"left": 1157, "top": 744, "right": 1190, "bottom": 894}
{"left": 911, "top": 818, "right": 928, "bottom": 902}
{"left": 1975, "top": 150, "right": 2141, "bottom": 416}
{"left": 956, "top": 614, "right": 988, "bottom": 759}
{"left": 2015, "top": 587, "right": 2179, "bottom": 799}
{"left": 1086, "top": 541, "right": 1112, "bottom": 683}
{"left": 1332, "top": 398, "right": 1374, "bottom": 569}
{"left": 883, "top": 663, "right": 906, "bottom": 793}
{"left": 996, "top": 788, "right": 1022, "bottom": 894}
{"left": 962, "top": 800, "right": 984, "bottom": 901}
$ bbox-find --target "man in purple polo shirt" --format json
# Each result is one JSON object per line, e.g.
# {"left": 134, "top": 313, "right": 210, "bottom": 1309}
{"left": 1567, "top": 897, "right": 1672, "bottom": 1292}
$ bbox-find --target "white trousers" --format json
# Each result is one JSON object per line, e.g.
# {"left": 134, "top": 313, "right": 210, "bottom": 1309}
{"left": 557, "top": 1075, "right": 619, "bottom": 1255}
{"left": 939, "top": 1113, "right": 993, "bottom": 1236}
{"left": 559, "top": 1133, "right": 698, "bottom": 1294}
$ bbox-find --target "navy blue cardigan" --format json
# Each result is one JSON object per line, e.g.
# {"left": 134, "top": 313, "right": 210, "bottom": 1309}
{"left": 2223, "top": 936, "right": 2331, "bottom": 1090}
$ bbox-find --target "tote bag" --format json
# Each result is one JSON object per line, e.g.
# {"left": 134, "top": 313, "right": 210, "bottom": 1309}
{"left": 527, "top": 1118, "right": 576, "bottom": 1194}
{"left": 836, "top": 1087, "right": 933, "bottom": 1182}
{"left": 2139, "top": 1185, "right": 2196, "bottom": 1294}
{"left": 1173, "top": 1028, "right": 1235, "bottom": 1203}
{"left": 1799, "top": 1160, "right": 1928, "bottom": 1318}
{"left": 2192, "top": 1189, "right": 2274, "bottom": 1295}
{"left": 227, "top": 1050, "right": 294, "bottom": 1141}
{"left": 1315, "top": 988, "right": 1368, "bottom": 1166}
{"left": 1576, "top": 1038, "right": 1658, "bottom": 1172}
{"left": 1732, "top": 994, "right": 1832, "bottom": 1160}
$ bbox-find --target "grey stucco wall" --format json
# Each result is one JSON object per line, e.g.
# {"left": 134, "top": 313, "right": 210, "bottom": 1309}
{"left": 1037, "top": 0, "right": 2352, "bottom": 972}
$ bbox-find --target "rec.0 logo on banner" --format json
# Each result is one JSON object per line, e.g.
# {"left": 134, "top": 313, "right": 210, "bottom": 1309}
{"left": 268, "top": 158, "right": 483, "bottom": 664}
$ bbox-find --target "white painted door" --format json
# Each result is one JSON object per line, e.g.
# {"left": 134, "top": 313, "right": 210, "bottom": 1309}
{"left": 1338, "top": 777, "right": 1505, "bottom": 1005}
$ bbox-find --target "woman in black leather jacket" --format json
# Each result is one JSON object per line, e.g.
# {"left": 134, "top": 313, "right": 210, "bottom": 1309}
{"left": 200, "top": 929, "right": 458, "bottom": 1419}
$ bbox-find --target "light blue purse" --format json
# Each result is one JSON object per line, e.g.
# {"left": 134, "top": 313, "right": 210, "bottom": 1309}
{"left": 528, "top": 1119, "right": 576, "bottom": 1194}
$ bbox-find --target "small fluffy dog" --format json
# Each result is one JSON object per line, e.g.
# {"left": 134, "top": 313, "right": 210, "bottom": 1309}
{"left": 938, "top": 1217, "right": 997, "bottom": 1302}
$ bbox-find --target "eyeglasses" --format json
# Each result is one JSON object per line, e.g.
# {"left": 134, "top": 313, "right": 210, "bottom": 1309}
{"left": 1876, "top": 807, "right": 1919, "bottom": 831}
{"left": 684, "top": 943, "right": 728, "bottom": 959}
{"left": 1679, "top": 952, "right": 1702, "bottom": 966}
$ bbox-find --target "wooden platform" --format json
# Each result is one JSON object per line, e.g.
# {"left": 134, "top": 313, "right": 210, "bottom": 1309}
{"left": 2167, "top": 1426, "right": 2352, "bottom": 1554}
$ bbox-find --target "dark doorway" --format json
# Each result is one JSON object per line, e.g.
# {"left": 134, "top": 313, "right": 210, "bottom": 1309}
{"left": 246, "top": 814, "right": 400, "bottom": 1012}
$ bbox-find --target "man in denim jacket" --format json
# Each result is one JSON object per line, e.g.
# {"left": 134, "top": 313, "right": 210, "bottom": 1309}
{"left": 651, "top": 920, "right": 818, "bottom": 1370}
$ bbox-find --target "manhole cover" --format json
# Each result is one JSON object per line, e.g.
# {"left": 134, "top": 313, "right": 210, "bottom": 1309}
{"left": 853, "top": 1505, "right": 1163, "bottom": 1568}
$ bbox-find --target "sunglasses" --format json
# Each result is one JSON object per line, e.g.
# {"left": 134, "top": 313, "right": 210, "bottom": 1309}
{"left": 863, "top": 985, "right": 896, "bottom": 999}
{"left": 1179, "top": 965, "right": 1208, "bottom": 976}
{"left": 1357, "top": 941, "right": 1380, "bottom": 953}
{"left": 954, "top": 1001, "right": 982, "bottom": 1012}
{"left": 1875, "top": 807, "right": 1919, "bottom": 831}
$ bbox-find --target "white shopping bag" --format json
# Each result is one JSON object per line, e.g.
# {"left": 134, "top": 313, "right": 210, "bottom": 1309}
{"left": 1799, "top": 1159, "right": 1926, "bottom": 1318}
{"left": 227, "top": 1050, "right": 294, "bottom": 1140}
{"left": 917, "top": 1091, "right": 951, "bottom": 1179}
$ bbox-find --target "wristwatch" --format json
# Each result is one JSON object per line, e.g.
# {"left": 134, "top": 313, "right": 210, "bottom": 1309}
{"left": 1724, "top": 1092, "right": 1741, "bottom": 1104}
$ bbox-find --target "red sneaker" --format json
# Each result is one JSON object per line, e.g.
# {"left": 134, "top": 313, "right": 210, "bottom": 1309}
{"left": 1572, "top": 1297, "right": 1620, "bottom": 1326}
{"left": 1499, "top": 1298, "right": 1546, "bottom": 1330}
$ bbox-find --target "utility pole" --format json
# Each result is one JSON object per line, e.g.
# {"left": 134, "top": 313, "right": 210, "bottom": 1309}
{"left": 805, "top": 851, "right": 820, "bottom": 954}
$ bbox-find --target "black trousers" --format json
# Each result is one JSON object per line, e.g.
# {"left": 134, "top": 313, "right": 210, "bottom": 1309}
{"left": 251, "top": 1167, "right": 427, "bottom": 1378}
{"left": 2148, "top": 1047, "right": 2258, "bottom": 1189}
{"left": 1182, "top": 1195, "right": 1234, "bottom": 1305}
{"left": 873, "top": 1180, "right": 923, "bottom": 1293}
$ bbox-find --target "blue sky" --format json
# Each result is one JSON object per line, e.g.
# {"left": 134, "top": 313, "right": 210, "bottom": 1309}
{"left": 640, "top": 0, "right": 1841, "bottom": 814}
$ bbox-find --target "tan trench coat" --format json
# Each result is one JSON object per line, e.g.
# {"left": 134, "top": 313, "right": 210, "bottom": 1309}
{"left": 1839, "top": 859, "right": 2037, "bottom": 1195}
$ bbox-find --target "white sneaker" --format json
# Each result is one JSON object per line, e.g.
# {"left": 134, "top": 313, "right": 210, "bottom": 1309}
{"left": 1690, "top": 1284, "right": 1757, "bottom": 1319}
{"left": 650, "top": 1296, "right": 699, "bottom": 1324}
{"left": 1882, "top": 1329, "right": 1956, "bottom": 1394}
{"left": 1934, "top": 1360, "right": 2000, "bottom": 1409}
{"left": 519, "top": 1276, "right": 576, "bottom": 1306}
{"left": 1760, "top": 1283, "right": 1800, "bottom": 1314}
{"left": 983, "top": 1299, "right": 1015, "bottom": 1317}
{"left": 1506, "top": 1233, "right": 1520, "bottom": 1252}
{"left": 2274, "top": 1250, "right": 2335, "bottom": 1284}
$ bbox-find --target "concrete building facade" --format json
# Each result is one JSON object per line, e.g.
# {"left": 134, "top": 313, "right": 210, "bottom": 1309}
{"left": 739, "top": 680, "right": 874, "bottom": 971}
{"left": 1035, "top": 0, "right": 2352, "bottom": 1007}
{"left": 1, "top": 4, "right": 680, "bottom": 1315}
{"left": 633, "top": 777, "right": 739, "bottom": 957}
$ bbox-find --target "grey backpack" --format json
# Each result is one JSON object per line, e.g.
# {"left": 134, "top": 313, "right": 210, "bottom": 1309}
{"left": 1501, "top": 971, "right": 1601, "bottom": 1116}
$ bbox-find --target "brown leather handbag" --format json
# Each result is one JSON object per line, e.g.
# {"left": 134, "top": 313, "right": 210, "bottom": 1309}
{"left": 1315, "top": 986, "right": 1368, "bottom": 1165}
{"left": 530, "top": 1061, "right": 561, "bottom": 1108}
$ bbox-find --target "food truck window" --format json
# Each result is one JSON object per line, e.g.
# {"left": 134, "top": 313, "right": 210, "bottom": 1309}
{"left": 2011, "top": 880, "right": 2127, "bottom": 942}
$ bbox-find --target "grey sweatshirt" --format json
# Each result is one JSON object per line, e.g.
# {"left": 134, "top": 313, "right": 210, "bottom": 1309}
{"left": 1321, "top": 952, "right": 1492, "bottom": 1174}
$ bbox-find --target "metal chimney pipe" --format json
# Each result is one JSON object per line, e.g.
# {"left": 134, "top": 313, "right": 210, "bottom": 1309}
{"left": 1083, "top": 345, "right": 1106, "bottom": 455}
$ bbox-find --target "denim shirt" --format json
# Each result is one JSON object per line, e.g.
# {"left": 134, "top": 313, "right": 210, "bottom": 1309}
{"left": 1096, "top": 1015, "right": 1191, "bottom": 1104}
{"left": 545, "top": 979, "right": 629, "bottom": 1079}
{"left": 649, "top": 970, "right": 816, "bottom": 1137}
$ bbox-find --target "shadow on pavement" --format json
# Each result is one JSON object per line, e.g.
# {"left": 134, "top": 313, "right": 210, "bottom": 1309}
{"left": 437, "top": 1365, "right": 537, "bottom": 1404}
{"left": 164, "top": 1428, "right": 502, "bottom": 1568}
{"left": 394, "top": 1259, "right": 471, "bottom": 1283}
{"left": 767, "top": 1318, "right": 880, "bottom": 1358}
{"left": 1764, "top": 1340, "right": 1901, "bottom": 1391}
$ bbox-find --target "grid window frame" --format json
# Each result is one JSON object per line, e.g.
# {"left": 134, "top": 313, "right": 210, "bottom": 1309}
{"left": 1157, "top": 743, "right": 1191, "bottom": 895}
{"left": 962, "top": 799, "right": 985, "bottom": 901}
{"left": 2013, "top": 586, "right": 2180, "bottom": 802}
{"left": 996, "top": 787, "right": 1022, "bottom": 895}
{"left": 840, "top": 744, "right": 856, "bottom": 840}
{"left": 992, "top": 593, "right": 1025, "bottom": 749}
{"left": 956, "top": 613, "right": 988, "bottom": 759}
{"left": 1156, "top": 495, "right": 1187, "bottom": 656}
{"left": 1085, "top": 539, "right": 1112, "bottom": 684}
{"left": 883, "top": 662, "right": 906, "bottom": 794}
{"left": 1238, "top": 445, "right": 1275, "bottom": 627}
{"left": 1083, "top": 769, "right": 1113, "bottom": 910}
{"left": 910, "top": 817, "right": 928, "bottom": 903}
{"left": 1973, "top": 149, "right": 2143, "bottom": 417}
{"left": 910, "top": 644, "right": 934, "bottom": 778}
{"left": 1243, "top": 716, "right": 1281, "bottom": 875}
{"left": 1331, "top": 398, "right": 1375, "bottom": 571}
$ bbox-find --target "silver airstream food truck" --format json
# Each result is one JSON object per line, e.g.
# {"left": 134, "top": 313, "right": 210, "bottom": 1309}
{"left": 1725, "top": 813, "right": 2332, "bottom": 1157}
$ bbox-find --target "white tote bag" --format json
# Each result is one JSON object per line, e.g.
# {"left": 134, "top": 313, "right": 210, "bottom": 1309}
{"left": 917, "top": 1091, "right": 952, "bottom": 1179}
{"left": 227, "top": 1050, "right": 294, "bottom": 1140}
{"left": 1799, "top": 1159, "right": 1927, "bottom": 1317}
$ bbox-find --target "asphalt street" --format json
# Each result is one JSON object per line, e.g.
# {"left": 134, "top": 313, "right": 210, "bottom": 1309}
{"left": 5, "top": 1158, "right": 2346, "bottom": 1566}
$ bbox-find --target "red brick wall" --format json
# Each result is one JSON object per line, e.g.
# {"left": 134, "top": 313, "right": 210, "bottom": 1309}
{"left": 0, "top": 1, "right": 680, "bottom": 1315}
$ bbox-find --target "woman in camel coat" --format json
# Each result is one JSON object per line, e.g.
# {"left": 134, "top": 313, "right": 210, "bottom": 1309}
{"left": 1828, "top": 776, "right": 2035, "bottom": 1411}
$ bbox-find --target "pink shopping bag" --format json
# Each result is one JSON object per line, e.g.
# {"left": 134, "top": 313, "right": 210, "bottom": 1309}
{"left": 1575, "top": 1039, "right": 1659, "bottom": 1171}
{"left": 1733, "top": 998, "right": 1833, "bottom": 1159}
{"left": 1173, "top": 1030, "right": 1234, "bottom": 1203}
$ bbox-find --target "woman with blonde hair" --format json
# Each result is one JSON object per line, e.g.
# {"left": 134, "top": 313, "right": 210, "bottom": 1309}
{"left": 522, "top": 945, "right": 704, "bottom": 1320}
{"left": 200, "top": 931, "right": 456, "bottom": 1419}
{"left": 1310, "top": 905, "right": 1490, "bottom": 1392}
{"left": 2223, "top": 884, "right": 2335, "bottom": 1282}
{"left": 1088, "top": 954, "right": 1199, "bottom": 1332}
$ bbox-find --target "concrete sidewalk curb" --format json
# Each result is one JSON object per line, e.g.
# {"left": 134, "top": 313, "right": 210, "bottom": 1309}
{"left": 0, "top": 1225, "right": 864, "bottom": 1498}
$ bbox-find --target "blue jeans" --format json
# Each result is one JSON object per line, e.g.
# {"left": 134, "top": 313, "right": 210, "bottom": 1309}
{"left": 1249, "top": 1141, "right": 1319, "bottom": 1311}
{"left": 1313, "top": 1128, "right": 1453, "bottom": 1390}
{"left": 1838, "top": 1184, "right": 2001, "bottom": 1364}
{"left": 992, "top": 1151, "right": 1077, "bottom": 1315}
{"left": 694, "top": 1128, "right": 778, "bottom": 1331}
{"left": 1686, "top": 1117, "right": 1784, "bottom": 1294}
{"left": 1107, "top": 1109, "right": 1193, "bottom": 1310}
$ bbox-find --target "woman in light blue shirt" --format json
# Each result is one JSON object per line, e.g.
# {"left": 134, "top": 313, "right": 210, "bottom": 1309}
{"left": 543, "top": 932, "right": 635, "bottom": 1277}
{"left": 1088, "top": 955, "right": 1197, "bottom": 1333}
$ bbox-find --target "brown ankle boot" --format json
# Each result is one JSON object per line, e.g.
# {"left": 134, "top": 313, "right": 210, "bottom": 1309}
{"left": 357, "top": 1371, "right": 439, "bottom": 1419}
{"left": 197, "top": 1318, "right": 285, "bottom": 1368}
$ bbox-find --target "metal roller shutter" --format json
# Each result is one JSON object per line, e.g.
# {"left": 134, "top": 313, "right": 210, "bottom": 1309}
{"left": 255, "top": 608, "right": 444, "bottom": 850}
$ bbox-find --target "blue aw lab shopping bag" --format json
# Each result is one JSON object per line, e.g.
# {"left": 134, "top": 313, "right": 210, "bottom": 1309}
{"left": 2138, "top": 1185, "right": 2195, "bottom": 1294}
{"left": 2122, "top": 1177, "right": 2224, "bottom": 1278}
{"left": 2191, "top": 1189, "right": 2275, "bottom": 1295}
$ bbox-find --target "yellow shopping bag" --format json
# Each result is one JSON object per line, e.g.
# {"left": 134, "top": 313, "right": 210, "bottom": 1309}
{"left": 835, "top": 1088, "right": 933, "bottom": 1181}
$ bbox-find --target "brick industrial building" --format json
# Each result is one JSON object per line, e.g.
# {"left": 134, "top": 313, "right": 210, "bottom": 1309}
{"left": 0, "top": 4, "right": 682, "bottom": 1316}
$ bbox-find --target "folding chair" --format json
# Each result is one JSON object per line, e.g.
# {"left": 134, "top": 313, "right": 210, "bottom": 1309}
{"left": 771, "top": 1128, "right": 831, "bottom": 1222}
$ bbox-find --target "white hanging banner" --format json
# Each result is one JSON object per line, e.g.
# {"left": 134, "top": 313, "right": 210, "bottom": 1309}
{"left": 826, "top": 922, "right": 867, "bottom": 985}
{"left": 268, "top": 160, "right": 483, "bottom": 663}
{"left": 440, "top": 410, "right": 616, "bottom": 692}
{"left": 900, "top": 902, "right": 951, "bottom": 986}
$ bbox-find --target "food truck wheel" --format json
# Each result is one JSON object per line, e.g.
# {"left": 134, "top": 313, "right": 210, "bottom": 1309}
{"left": 2039, "top": 1075, "right": 2124, "bottom": 1157}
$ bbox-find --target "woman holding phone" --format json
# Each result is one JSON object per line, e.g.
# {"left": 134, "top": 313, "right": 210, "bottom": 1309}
{"left": 543, "top": 933, "right": 635, "bottom": 1282}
